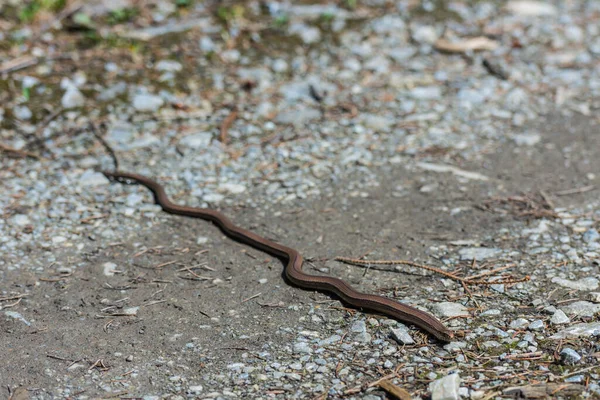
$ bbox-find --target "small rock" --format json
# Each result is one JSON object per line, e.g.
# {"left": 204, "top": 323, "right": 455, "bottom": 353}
{"left": 432, "top": 302, "right": 470, "bottom": 318}
{"left": 126, "top": 193, "right": 144, "bottom": 207}
{"left": 199, "top": 37, "right": 216, "bottom": 52}
{"left": 132, "top": 93, "right": 164, "bottom": 112}
{"left": 179, "top": 132, "right": 213, "bottom": 149}
{"left": 351, "top": 320, "right": 367, "bottom": 333}
{"left": 219, "top": 183, "right": 246, "bottom": 194}
{"left": 512, "top": 133, "right": 541, "bottom": 146}
{"left": 293, "top": 342, "right": 312, "bottom": 354}
{"left": 504, "top": 88, "right": 528, "bottom": 111}
{"left": 79, "top": 170, "right": 110, "bottom": 187}
{"left": 52, "top": 236, "right": 67, "bottom": 244}
{"left": 480, "top": 309, "right": 501, "bottom": 316}
{"left": 189, "top": 385, "right": 203, "bottom": 394}
{"left": 123, "top": 307, "right": 139, "bottom": 316}
{"left": 390, "top": 326, "right": 415, "bottom": 345}
{"left": 203, "top": 193, "right": 225, "bottom": 203}
{"left": 552, "top": 277, "right": 599, "bottom": 291}
{"left": 587, "top": 292, "right": 600, "bottom": 303}
{"left": 458, "top": 247, "right": 502, "bottom": 261}
{"left": 13, "top": 105, "right": 32, "bottom": 120}
{"left": 510, "top": 318, "right": 529, "bottom": 329}
{"left": 429, "top": 373, "right": 460, "bottom": 400}
{"left": 506, "top": 1, "right": 557, "bottom": 16}
{"left": 155, "top": 60, "right": 182, "bottom": 72}
{"left": 4, "top": 311, "right": 31, "bottom": 326}
{"left": 560, "top": 348, "right": 582, "bottom": 365}
{"left": 355, "top": 332, "right": 372, "bottom": 343}
{"left": 98, "top": 81, "right": 128, "bottom": 101}
{"left": 551, "top": 322, "right": 600, "bottom": 339}
{"left": 290, "top": 23, "right": 321, "bottom": 44}
{"left": 583, "top": 229, "right": 600, "bottom": 243}
{"left": 272, "top": 59, "right": 288, "bottom": 73}
{"left": 412, "top": 25, "right": 438, "bottom": 44}
{"left": 275, "top": 108, "right": 321, "bottom": 125}
{"left": 561, "top": 301, "right": 600, "bottom": 317}
{"left": 103, "top": 262, "right": 118, "bottom": 277}
{"left": 221, "top": 49, "right": 240, "bottom": 63}
{"left": 410, "top": 86, "right": 442, "bottom": 100}
{"left": 61, "top": 86, "right": 85, "bottom": 108}
{"left": 528, "top": 320, "right": 545, "bottom": 331}
{"left": 362, "top": 114, "right": 394, "bottom": 131}
{"left": 550, "top": 309, "right": 570, "bottom": 325}
{"left": 12, "top": 214, "right": 31, "bottom": 226}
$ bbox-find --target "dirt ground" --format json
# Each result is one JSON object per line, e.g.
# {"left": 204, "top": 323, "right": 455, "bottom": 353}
{"left": 2, "top": 114, "right": 599, "bottom": 398}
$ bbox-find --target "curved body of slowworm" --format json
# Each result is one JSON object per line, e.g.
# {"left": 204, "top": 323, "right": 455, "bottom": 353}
{"left": 103, "top": 170, "right": 454, "bottom": 342}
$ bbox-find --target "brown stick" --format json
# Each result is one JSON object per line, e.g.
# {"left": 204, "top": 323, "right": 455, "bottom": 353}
{"left": 220, "top": 108, "right": 238, "bottom": 145}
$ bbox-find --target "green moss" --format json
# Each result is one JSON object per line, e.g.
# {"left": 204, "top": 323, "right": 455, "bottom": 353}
{"left": 272, "top": 14, "right": 289, "bottom": 29}
{"left": 216, "top": 5, "right": 245, "bottom": 26}
{"left": 175, "top": 0, "right": 193, "bottom": 7}
{"left": 107, "top": 7, "right": 139, "bottom": 25}
{"left": 18, "top": 0, "right": 66, "bottom": 22}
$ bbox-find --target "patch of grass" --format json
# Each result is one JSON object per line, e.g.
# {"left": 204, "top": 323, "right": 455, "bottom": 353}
{"left": 272, "top": 14, "right": 289, "bottom": 29}
{"left": 343, "top": 0, "right": 357, "bottom": 10}
{"left": 19, "top": 0, "right": 66, "bottom": 22}
{"left": 175, "top": 0, "right": 193, "bottom": 7}
{"left": 107, "top": 7, "right": 139, "bottom": 25}
{"left": 22, "top": 87, "right": 31, "bottom": 102}
{"left": 320, "top": 12, "right": 335, "bottom": 23}
{"left": 216, "top": 5, "right": 245, "bottom": 26}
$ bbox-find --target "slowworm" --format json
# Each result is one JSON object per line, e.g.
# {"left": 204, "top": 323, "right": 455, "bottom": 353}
{"left": 103, "top": 170, "right": 454, "bottom": 342}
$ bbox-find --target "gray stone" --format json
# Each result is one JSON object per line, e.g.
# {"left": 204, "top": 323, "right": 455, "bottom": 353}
{"left": 289, "top": 23, "right": 321, "bottom": 44}
{"left": 351, "top": 320, "right": 366, "bottom": 333}
{"left": 583, "top": 229, "right": 600, "bottom": 243}
{"left": 550, "top": 309, "right": 570, "bottom": 325}
{"left": 561, "top": 301, "right": 600, "bottom": 317}
{"left": 390, "top": 326, "right": 415, "bottom": 345}
{"left": 363, "top": 114, "right": 394, "bottom": 131}
{"left": 510, "top": 318, "right": 529, "bottom": 329}
{"left": 551, "top": 277, "right": 599, "bottom": 291}
{"left": 527, "top": 320, "right": 545, "bottom": 331}
{"left": 429, "top": 373, "right": 460, "bottom": 400}
{"left": 13, "top": 105, "right": 32, "bottom": 120}
{"left": 4, "top": 311, "right": 31, "bottom": 326}
{"left": 132, "top": 93, "right": 164, "bottom": 112}
{"left": 412, "top": 25, "right": 438, "bottom": 44}
{"left": 203, "top": 193, "right": 224, "bottom": 203}
{"left": 587, "top": 292, "right": 600, "bottom": 303}
{"left": 155, "top": 60, "right": 182, "bottom": 72}
{"left": 179, "top": 132, "right": 213, "bottom": 149}
{"left": 61, "top": 87, "right": 85, "bottom": 108}
{"left": 560, "top": 348, "right": 581, "bottom": 365}
{"left": 98, "top": 81, "right": 128, "bottom": 101}
{"left": 275, "top": 108, "right": 321, "bottom": 125}
{"left": 218, "top": 183, "right": 246, "bottom": 194}
{"left": 458, "top": 247, "right": 502, "bottom": 261}
{"left": 79, "top": 170, "right": 109, "bottom": 187}
{"left": 506, "top": 1, "right": 557, "bottom": 17}
{"left": 293, "top": 342, "right": 312, "bottom": 354}
{"left": 12, "top": 214, "right": 31, "bottom": 226}
{"left": 410, "top": 86, "right": 442, "bottom": 100}
{"left": 513, "top": 133, "right": 541, "bottom": 146}
{"left": 551, "top": 321, "right": 600, "bottom": 339}
{"left": 432, "top": 302, "right": 469, "bottom": 318}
